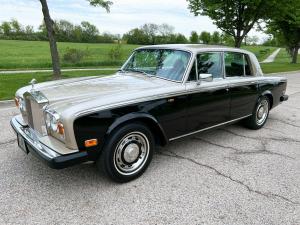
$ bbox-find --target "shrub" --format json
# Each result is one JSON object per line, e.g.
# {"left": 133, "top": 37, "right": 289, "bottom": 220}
{"left": 63, "top": 48, "right": 89, "bottom": 64}
{"left": 108, "top": 44, "right": 122, "bottom": 61}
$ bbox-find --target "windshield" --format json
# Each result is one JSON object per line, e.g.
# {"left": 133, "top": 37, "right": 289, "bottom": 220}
{"left": 122, "top": 49, "right": 191, "bottom": 82}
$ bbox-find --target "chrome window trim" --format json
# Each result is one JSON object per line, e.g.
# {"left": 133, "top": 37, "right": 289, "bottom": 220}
{"left": 121, "top": 48, "right": 194, "bottom": 84}
{"left": 184, "top": 51, "right": 225, "bottom": 83}
{"left": 223, "top": 51, "right": 255, "bottom": 79}
{"left": 169, "top": 114, "right": 252, "bottom": 141}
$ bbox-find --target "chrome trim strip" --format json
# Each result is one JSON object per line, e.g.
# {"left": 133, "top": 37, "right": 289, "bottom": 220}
{"left": 75, "top": 76, "right": 269, "bottom": 118}
{"left": 121, "top": 48, "right": 194, "bottom": 84}
{"left": 169, "top": 114, "right": 252, "bottom": 141}
{"left": 75, "top": 85, "right": 228, "bottom": 117}
{"left": 75, "top": 77, "right": 264, "bottom": 118}
{"left": 11, "top": 117, "right": 60, "bottom": 159}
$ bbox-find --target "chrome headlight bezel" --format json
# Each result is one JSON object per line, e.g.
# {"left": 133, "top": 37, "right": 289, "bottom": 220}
{"left": 15, "top": 96, "right": 26, "bottom": 112}
{"left": 44, "top": 109, "right": 65, "bottom": 140}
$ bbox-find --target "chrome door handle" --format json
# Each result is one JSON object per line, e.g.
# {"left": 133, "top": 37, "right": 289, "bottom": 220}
{"left": 167, "top": 98, "right": 175, "bottom": 103}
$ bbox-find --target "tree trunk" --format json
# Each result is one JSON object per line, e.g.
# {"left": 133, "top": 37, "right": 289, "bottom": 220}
{"left": 292, "top": 47, "right": 299, "bottom": 64}
{"left": 39, "top": 0, "right": 61, "bottom": 79}
{"left": 234, "top": 37, "right": 243, "bottom": 48}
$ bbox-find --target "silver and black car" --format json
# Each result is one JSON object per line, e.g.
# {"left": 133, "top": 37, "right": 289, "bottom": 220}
{"left": 11, "top": 44, "right": 288, "bottom": 182}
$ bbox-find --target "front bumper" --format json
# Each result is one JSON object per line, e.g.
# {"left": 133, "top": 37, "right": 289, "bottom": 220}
{"left": 10, "top": 116, "right": 89, "bottom": 169}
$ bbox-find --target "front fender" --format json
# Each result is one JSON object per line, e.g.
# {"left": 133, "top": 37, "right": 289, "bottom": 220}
{"left": 105, "top": 112, "right": 169, "bottom": 146}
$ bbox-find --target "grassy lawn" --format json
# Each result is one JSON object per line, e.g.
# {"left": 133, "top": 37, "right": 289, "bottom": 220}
{"left": 0, "top": 40, "right": 279, "bottom": 70}
{"left": 242, "top": 45, "right": 277, "bottom": 62}
{"left": 260, "top": 48, "right": 300, "bottom": 74}
{"left": 0, "top": 40, "right": 139, "bottom": 70}
{"left": 0, "top": 40, "right": 299, "bottom": 100}
{"left": 0, "top": 70, "right": 116, "bottom": 100}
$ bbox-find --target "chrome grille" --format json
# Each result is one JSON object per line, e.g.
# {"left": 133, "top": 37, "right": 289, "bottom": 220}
{"left": 23, "top": 91, "right": 49, "bottom": 136}
{"left": 24, "top": 96, "right": 34, "bottom": 128}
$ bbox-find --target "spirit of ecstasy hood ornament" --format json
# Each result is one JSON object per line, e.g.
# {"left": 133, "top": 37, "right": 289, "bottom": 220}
{"left": 29, "top": 79, "right": 37, "bottom": 91}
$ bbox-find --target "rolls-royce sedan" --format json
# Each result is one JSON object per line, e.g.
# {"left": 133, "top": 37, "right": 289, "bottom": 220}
{"left": 11, "top": 44, "right": 288, "bottom": 182}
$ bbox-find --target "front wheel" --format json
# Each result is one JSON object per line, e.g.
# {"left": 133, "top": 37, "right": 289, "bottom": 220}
{"left": 97, "top": 123, "right": 154, "bottom": 183}
{"left": 244, "top": 96, "right": 270, "bottom": 130}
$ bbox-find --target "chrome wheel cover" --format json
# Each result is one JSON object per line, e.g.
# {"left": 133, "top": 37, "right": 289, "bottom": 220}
{"left": 256, "top": 99, "right": 269, "bottom": 126}
{"left": 113, "top": 132, "right": 150, "bottom": 175}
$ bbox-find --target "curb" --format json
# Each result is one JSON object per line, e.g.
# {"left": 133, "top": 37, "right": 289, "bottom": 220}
{"left": 0, "top": 100, "right": 14, "bottom": 107}
{"left": 266, "top": 70, "right": 300, "bottom": 75}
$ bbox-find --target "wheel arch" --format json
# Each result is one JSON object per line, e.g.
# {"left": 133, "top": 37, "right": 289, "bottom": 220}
{"left": 105, "top": 113, "right": 169, "bottom": 147}
{"left": 260, "top": 90, "right": 273, "bottom": 109}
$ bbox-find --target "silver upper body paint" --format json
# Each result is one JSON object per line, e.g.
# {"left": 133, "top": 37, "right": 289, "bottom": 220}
{"left": 15, "top": 44, "right": 287, "bottom": 151}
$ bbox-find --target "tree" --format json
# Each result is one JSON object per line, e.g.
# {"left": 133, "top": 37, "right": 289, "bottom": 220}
{"left": 141, "top": 24, "right": 159, "bottom": 44}
{"left": 123, "top": 28, "right": 149, "bottom": 44}
{"left": 159, "top": 24, "right": 174, "bottom": 37}
{"left": 187, "top": 0, "right": 284, "bottom": 48}
{"left": 39, "top": 0, "right": 61, "bottom": 79}
{"left": 245, "top": 35, "right": 259, "bottom": 45}
{"left": 123, "top": 23, "right": 185, "bottom": 45}
{"left": 81, "top": 21, "right": 99, "bottom": 42}
{"left": 174, "top": 33, "right": 188, "bottom": 43}
{"left": 267, "top": 0, "right": 300, "bottom": 63}
{"left": 199, "top": 31, "right": 211, "bottom": 44}
{"left": 0, "top": 22, "right": 11, "bottom": 36}
{"left": 54, "top": 20, "right": 75, "bottom": 42}
{"left": 25, "top": 25, "right": 34, "bottom": 35}
{"left": 10, "top": 19, "right": 23, "bottom": 35}
{"left": 211, "top": 31, "right": 221, "bottom": 44}
{"left": 221, "top": 33, "right": 235, "bottom": 46}
{"left": 189, "top": 31, "right": 199, "bottom": 43}
{"left": 39, "top": 0, "right": 113, "bottom": 79}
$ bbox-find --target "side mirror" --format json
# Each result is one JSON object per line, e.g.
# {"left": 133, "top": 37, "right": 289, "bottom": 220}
{"left": 199, "top": 73, "right": 213, "bottom": 82}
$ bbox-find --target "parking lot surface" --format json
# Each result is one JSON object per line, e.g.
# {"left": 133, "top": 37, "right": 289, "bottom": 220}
{"left": 0, "top": 72, "right": 299, "bottom": 225}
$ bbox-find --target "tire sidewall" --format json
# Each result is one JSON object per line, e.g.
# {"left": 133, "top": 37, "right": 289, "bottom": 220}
{"left": 100, "top": 123, "right": 154, "bottom": 183}
{"left": 252, "top": 96, "right": 270, "bottom": 129}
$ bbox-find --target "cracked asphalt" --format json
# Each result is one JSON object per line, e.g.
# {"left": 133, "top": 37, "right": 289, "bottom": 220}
{"left": 0, "top": 72, "right": 300, "bottom": 225}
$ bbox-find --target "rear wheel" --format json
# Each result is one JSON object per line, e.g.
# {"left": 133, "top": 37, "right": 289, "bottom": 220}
{"left": 244, "top": 96, "right": 270, "bottom": 130}
{"left": 97, "top": 123, "right": 154, "bottom": 183}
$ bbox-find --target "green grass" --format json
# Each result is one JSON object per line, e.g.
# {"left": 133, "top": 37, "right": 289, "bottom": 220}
{"left": 260, "top": 48, "right": 300, "bottom": 74}
{"left": 0, "top": 40, "right": 139, "bottom": 70}
{"left": 0, "top": 70, "right": 116, "bottom": 100}
{"left": 241, "top": 45, "right": 278, "bottom": 61}
{"left": 0, "top": 40, "right": 299, "bottom": 100}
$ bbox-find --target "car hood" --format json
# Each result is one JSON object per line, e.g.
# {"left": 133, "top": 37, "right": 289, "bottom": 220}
{"left": 16, "top": 73, "right": 182, "bottom": 115}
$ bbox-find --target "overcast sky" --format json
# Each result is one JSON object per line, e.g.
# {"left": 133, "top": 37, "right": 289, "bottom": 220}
{"left": 0, "top": 0, "right": 268, "bottom": 40}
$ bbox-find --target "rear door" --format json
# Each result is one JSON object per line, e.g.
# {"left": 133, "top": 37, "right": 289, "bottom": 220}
{"left": 224, "top": 52, "right": 259, "bottom": 119}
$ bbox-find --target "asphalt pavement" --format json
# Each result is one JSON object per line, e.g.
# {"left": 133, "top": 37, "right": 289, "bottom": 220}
{"left": 0, "top": 72, "right": 299, "bottom": 225}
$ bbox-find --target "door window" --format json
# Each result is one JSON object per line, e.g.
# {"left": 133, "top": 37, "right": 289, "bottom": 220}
{"left": 188, "top": 52, "right": 222, "bottom": 81}
{"left": 224, "top": 52, "right": 252, "bottom": 77}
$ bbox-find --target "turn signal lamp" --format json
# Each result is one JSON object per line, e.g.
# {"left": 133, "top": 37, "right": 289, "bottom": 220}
{"left": 14, "top": 97, "right": 19, "bottom": 108}
{"left": 57, "top": 122, "right": 65, "bottom": 136}
{"left": 85, "top": 139, "right": 98, "bottom": 148}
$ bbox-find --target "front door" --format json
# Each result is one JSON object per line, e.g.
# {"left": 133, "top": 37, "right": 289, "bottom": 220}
{"left": 185, "top": 52, "right": 230, "bottom": 133}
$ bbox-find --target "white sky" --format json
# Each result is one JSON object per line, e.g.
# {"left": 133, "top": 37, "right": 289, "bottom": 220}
{"left": 0, "top": 0, "right": 268, "bottom": 41}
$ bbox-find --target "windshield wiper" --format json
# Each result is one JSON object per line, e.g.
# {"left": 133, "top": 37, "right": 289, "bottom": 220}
{"left": 124, "top": 69, "right": 154, "bottom": 77}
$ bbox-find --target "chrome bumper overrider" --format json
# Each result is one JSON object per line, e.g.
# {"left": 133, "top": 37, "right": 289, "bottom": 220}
{"left": 10, "top": 116, "right": 89, "bottom": 169}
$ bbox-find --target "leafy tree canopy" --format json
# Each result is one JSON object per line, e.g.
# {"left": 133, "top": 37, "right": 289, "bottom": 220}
{"left": 267, "top": 0, "right": 300, "bottom": 63}
{"left": 88, "top": 0, "right": 113, "bottom": 12}
{"left": 187, "top": 0, "right": 290, "bottom": 47}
